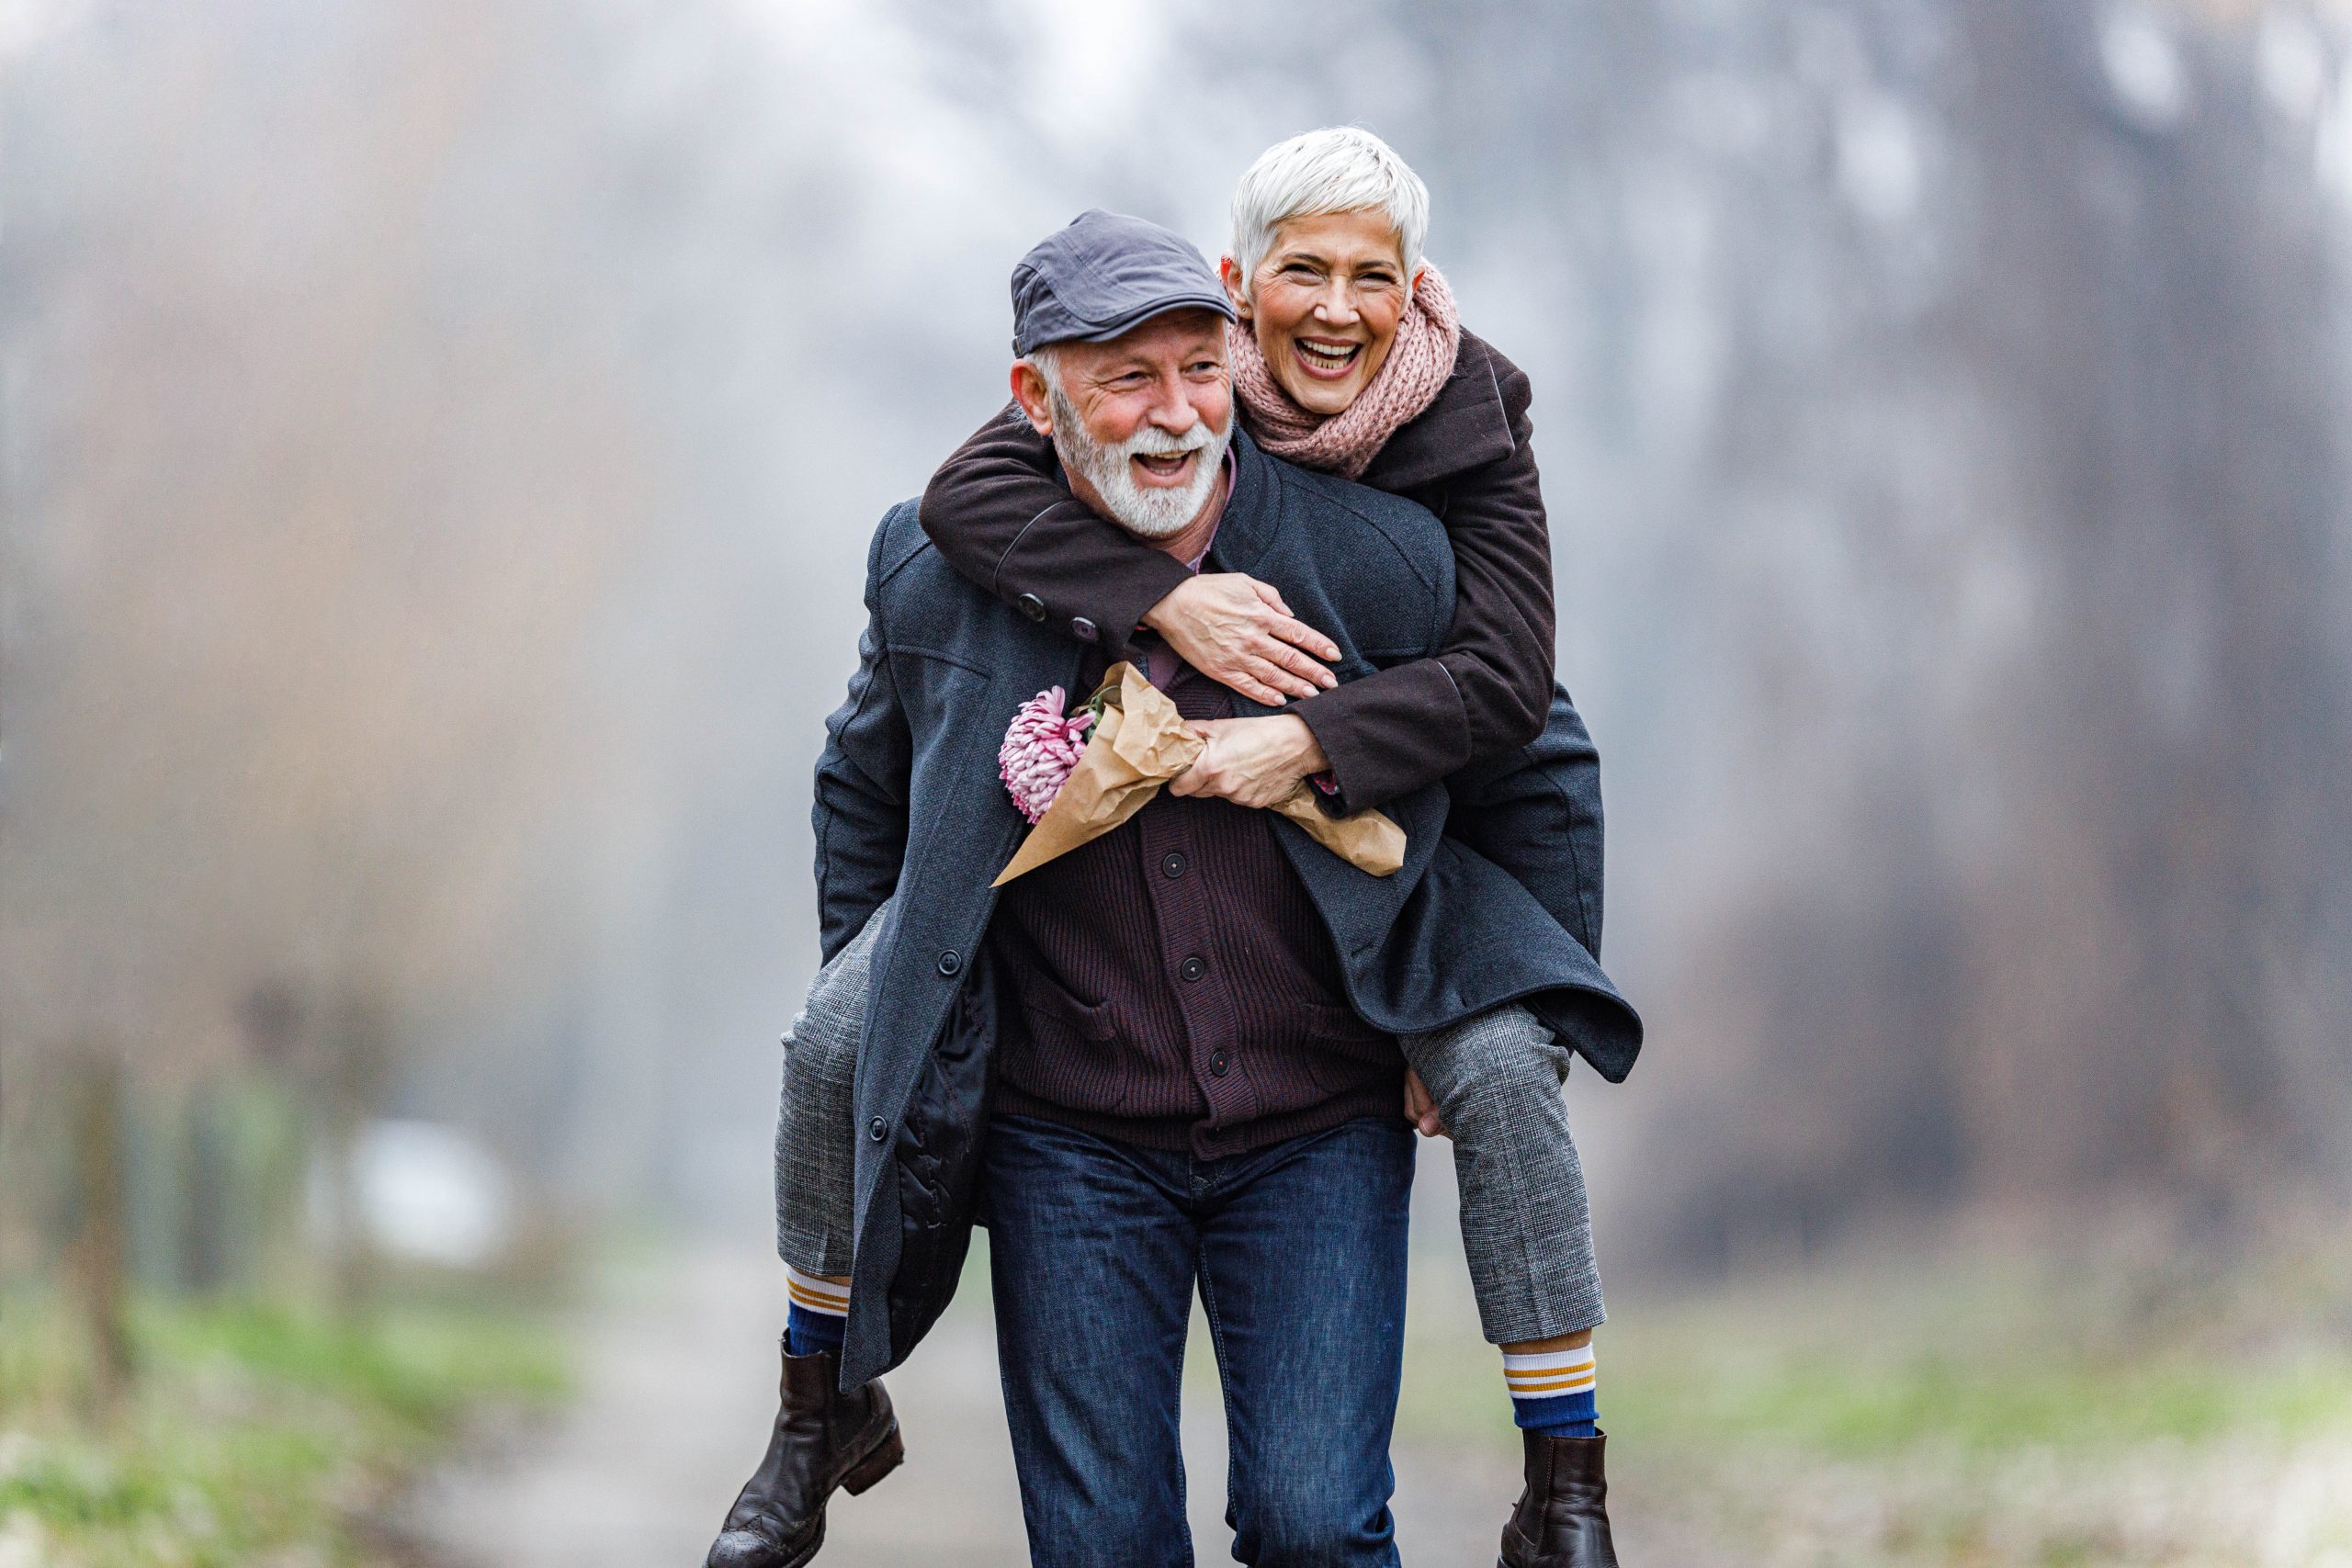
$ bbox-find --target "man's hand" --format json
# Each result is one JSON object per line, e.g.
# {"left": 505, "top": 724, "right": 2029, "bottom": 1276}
{"left": 1402, "top": 1069, "right": 1449, "bottom": 1138}
{"left": 1142, "top": 573, "right": 1341, "bottom": 705}
{"left": 1168, "top": 715, "right": 1330, "bottom": 810}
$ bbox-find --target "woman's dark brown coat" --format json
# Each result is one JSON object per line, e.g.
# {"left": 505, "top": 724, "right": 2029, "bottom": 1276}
{"left": 918, "top": 329, "right": 1555, "bottom": 812}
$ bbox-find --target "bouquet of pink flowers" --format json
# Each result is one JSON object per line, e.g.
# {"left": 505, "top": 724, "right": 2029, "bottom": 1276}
{"left": 998, "top": 685, "right": 1099, "bottom": 824}
{"left": 994, "top": 665, "right": 1406, "bottom": 886}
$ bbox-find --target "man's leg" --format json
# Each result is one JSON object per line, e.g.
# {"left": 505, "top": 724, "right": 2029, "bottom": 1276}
{"left": 1197, "top": 1116, "right": 1415, "bottom": 1568}
{"left": 985, "top": 1115, "right": 1198, "bottom": 1568}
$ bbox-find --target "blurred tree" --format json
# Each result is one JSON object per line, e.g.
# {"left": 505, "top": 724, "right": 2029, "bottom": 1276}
{"left": 4, "top": 0, "right": 2345, "bottom": 1296}
{"left": 1317, "top": 0, "right": 2352, "bottom": 1263}
{"left": 64, "top": 1054, "right": 134, "bottom": 1398}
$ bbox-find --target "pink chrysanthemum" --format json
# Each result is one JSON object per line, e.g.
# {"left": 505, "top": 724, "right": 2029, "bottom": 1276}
{"left": 1000, "top": 685, "right": 1096, "bottom": 823}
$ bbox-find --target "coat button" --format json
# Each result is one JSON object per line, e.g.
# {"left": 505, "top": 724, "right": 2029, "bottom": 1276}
{"left": 1015, "top": 592, "right": 1046, "bottom": 622}
{"left": 1209, "top": 1052, "right": 1229, "bottom": 1077}
{"left": 1160, "top": 852, "right": 1186, "bottom": 879}
{"left": 868, "top": 1116, "right": 887, "bottom": 1142}
{"left": 936, "top": 950, "right": 961, "bottom": 977}
{"left": 1069, "top": 616, "right": 1099, "bottom": 643}
{"left": 1179, "top": 955, "right": 1205, "bottom": 982}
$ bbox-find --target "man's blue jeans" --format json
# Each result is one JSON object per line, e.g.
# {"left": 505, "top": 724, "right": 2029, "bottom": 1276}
{"left": 983, "top": 1112, "right": 1416, "bottom": 1568}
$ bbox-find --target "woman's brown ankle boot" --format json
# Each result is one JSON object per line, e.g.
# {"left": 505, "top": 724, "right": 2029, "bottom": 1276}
{"left": 704, "top": 1338, "right": 902, "bottom": 1568}
{"left": 1498, "top": 1429, "right": 1620, "bottom": 1567}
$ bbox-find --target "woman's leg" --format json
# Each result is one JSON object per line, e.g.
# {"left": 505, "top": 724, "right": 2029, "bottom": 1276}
{"left": 1398, "top": 1004, "right": 1602, "bottom": 1427}
{"left": 707, "top": 904, "right": 904, "bottom": 1568}
{"left": 1401, "top": 1007, "right": 1620, "bottom": 1565}
{"left": 773, "top": 899, "right": 889, "bottom": 1349}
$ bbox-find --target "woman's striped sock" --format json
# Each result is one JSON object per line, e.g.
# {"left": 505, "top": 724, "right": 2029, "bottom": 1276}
{"left": 1503, "top": 1343, "right": 1599, "bottom": 1438}
{"left": 785, "top": 1262, "right": 849, "bottom": 1359}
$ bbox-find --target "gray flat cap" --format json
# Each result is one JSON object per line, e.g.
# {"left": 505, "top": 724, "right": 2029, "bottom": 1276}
{"left": 1010, "top": 209, "right": 1236, "bottom": 355}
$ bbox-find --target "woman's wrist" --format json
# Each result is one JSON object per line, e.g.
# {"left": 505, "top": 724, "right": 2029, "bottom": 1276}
{"left": 1267, "top": 713, "right": 1331, "bottom": 776}
{"left": 1138, "top": 576, "right": 1203, "bottom": 637}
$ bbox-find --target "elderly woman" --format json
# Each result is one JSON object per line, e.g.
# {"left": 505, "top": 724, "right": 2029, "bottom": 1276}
{"left": 711, "top": 130, "right": 1626, "bottom": 1568}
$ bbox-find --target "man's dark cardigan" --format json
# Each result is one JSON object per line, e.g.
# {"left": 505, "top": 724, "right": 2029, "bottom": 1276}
{"left": 993, "top": 650, "right": 1402, "bottom": 1161}
{"left": 813, "top": 430, "right": 1637, "bottom": 1386}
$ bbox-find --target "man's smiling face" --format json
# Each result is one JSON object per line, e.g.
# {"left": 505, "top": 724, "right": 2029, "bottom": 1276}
{"left": 1010, "top": 308, "right": 1234, "bottom": 539}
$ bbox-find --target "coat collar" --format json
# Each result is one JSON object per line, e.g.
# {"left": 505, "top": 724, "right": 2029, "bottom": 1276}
{"left": 1355, "top": 329, "right": 1516, "bottom": 493}
{"left": 1203, "top": 428, "right": 1282, "bottom": 577}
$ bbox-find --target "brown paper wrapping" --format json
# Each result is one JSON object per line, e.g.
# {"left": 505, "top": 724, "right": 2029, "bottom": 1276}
{"left": 993, "top": 662, "right": 1405, "bottom": 887}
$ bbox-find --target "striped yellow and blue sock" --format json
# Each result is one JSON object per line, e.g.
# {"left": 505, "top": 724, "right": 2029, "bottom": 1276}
{"left": 785, "top": 1262, "right": 849, "bottom": 1359}
{"left": 1503, "top": 1343, "right": 1599, "bottom": 1439}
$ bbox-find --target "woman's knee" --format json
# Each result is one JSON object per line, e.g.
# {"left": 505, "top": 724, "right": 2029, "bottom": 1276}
{"left": 1415, "top": 1010, "right": 1566, "bottom": 1121}
{"left": 785, "top": 961, "right": 870, "bottom": 1098}
{"left": 782, "top": 1011, "right": 859, "bottom": 1100}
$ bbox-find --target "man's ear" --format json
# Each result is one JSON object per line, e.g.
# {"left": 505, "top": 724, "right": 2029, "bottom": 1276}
{"left": 1009, "top": 359, "right": 1055, "bottom": 435}
{"left": 1220, "top": 255, "right": 1250, "bottom": 321}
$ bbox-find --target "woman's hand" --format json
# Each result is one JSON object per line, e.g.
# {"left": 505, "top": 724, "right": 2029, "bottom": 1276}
{"left": 1168, "top": 715, "right": 1330, "bottom": 809}
{"left": 1142, "top": 573, "right": 1340, "bottom": 705}
{"left": 1402, "top": 1069, "right": 1449, "bottom": 1138}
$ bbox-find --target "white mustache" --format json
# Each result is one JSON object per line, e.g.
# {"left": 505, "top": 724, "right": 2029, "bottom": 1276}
{"left": 1118, "top": 422, "right": 1217, "bottom": 458}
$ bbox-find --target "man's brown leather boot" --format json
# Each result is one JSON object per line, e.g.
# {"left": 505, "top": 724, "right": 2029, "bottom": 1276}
{"left": 1498, "top": 1429, "right": 1620, "bottom": 1568}
{"left": 704, "top": 1340, "right": 902, "bottom": 1568}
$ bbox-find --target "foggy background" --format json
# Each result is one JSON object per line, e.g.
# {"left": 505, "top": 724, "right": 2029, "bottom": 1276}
{"left": 6, "top": 0, "right": 2352, "bottom": 1561}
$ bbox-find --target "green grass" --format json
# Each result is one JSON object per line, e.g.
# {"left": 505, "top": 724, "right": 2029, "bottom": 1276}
{"left": 1606, "top": 1334, "right": 2352, "bottom": 1455}
{"left": 0, "top": 1291, "right": 570, "bottom": 1567}
{"left": 1394, "top": 1242, "right": 2352, "bottom": 1461}
{"left": 1391, "top": 1241, "right": 2352, "bottom": 1562}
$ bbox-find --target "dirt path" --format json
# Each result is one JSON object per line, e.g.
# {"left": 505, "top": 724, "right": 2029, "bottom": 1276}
{"left": 408, "top": 1216, "right": 2352, "bottom": 1568}
{"left": 411, "top": 1242, "right": 1558, "bottom": 1567}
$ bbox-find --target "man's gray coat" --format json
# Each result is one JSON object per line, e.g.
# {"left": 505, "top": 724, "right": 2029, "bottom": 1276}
{"left": 812, "top": 430, "right": 1640, "bottom": 1385}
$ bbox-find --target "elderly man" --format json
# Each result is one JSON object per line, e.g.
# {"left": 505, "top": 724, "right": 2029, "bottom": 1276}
{"left": 709, "top": 212, "right": 1635, "bottom": 1568}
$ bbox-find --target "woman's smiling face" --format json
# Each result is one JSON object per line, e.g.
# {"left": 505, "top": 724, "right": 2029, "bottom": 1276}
{"left": 1227, "top": 209, "right": 1416, "bottom": 417}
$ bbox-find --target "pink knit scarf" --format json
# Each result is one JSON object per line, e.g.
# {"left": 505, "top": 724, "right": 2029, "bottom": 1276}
{"left": 1227, "top": 264, "right": 1461, "bottom": 480}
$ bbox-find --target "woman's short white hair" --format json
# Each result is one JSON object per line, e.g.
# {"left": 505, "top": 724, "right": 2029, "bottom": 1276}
{"left": 1229, "top": 126, "right": 1430, "bottom": 286}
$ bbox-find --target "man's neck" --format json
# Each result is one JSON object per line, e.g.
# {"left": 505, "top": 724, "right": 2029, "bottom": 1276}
{"left": 1148, "top": 465, "right": 1230, "bottom": 569}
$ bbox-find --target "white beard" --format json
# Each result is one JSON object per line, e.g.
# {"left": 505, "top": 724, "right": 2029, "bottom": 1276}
{"left": 1048, "top": 388, "right": 1230, "bottom": 539}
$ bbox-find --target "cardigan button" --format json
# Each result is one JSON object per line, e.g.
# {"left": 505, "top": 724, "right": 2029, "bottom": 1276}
{"left": 1015, "top": 592, "right": 1046, "bottom": 622}
{"left": 1160, "top": 852, "right": 1186, "bottom": 879}
{"left": 1179, "top": 955, "right": 1206, "bottom": 982}
{"left": 1069, "top": 616, "right": 1099, "bottom": 643}
{"left": 936, "top": 949, "right": 962, "bottom": 977}
{"left": 1209, "top": 1052, "right": 1229, "bottom": 1077}
{"left": 868, "top": 1117, "right": 888, "bottom": 1142}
